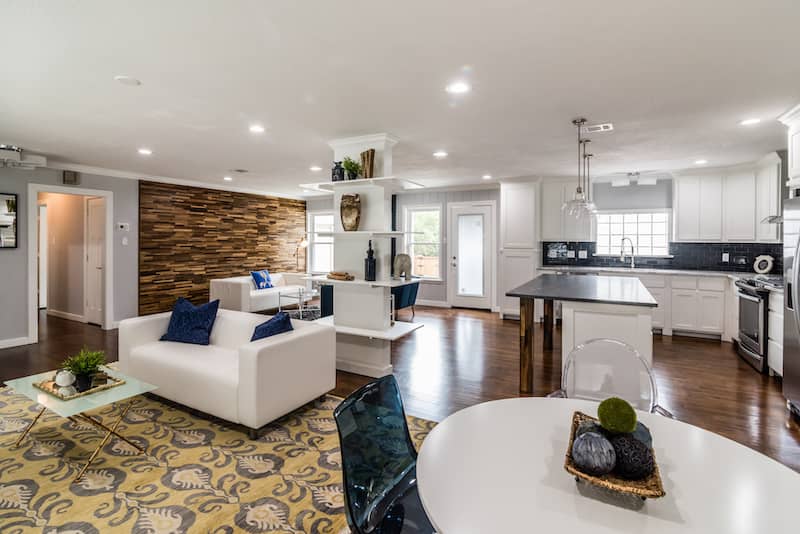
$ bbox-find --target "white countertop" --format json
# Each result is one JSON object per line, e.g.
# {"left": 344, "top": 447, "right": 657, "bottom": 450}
{"left": 539, "top": 265, "right": 745, "bottom": 279}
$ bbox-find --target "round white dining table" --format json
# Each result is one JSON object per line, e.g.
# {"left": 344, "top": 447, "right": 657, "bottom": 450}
{"left": 416, "top": 398, "right": 800, "bottom": 534}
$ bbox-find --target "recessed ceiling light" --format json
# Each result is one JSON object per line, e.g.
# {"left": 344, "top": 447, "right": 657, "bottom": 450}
{"left": 739, "top": 118, "right": 761, "bottom": 126}
{"left": 482, "top": 174, "right": 492, "bottom": 180}
{"left": 114, "top": 75, "right": 141, "bottom": 86}
{"left": 223, "top": 176, "right": 233, "bottom": 181}
{"left": 137, "top": 147, "right": 152, "bottom": 156}
{"left": 249, "top": 124, "right": 265, "bottom": 134}
{"left": 445, "top": 81, "right": 471, "bottom": 94}
{"left": 433, "top": 150, "right": 448, "bottom": 159}
{"left": 309, "top": 165, "right": 323, "bottom": 172}
{"left": 694, "top": 159, "right": 708, "bottom": 165}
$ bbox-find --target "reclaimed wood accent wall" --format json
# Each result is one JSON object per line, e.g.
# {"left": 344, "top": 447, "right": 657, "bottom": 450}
{"left": 139, "top": 181, "right": 306, "bottom": 314}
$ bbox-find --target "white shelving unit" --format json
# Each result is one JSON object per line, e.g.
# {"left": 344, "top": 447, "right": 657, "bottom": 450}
{"left": 306, "top": 133, "right": 424, "bottom": 377}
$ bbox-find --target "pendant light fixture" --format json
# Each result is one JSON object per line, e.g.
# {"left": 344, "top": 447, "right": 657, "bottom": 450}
{"left": 562, "top": 118, "right": 596, "bottom": 218}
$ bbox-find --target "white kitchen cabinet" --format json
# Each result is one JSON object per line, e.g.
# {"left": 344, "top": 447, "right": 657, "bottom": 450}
{"left": 768, "top": 291, "right": 784, "bottom": 376}
{"left": 674, "top": 175, "right": 722, "bottom": 241}
{"left": 501, "top": 182, "right": 537, "bottom": 248}
{"left": 697, "top": 290, "right": 725, "bottom": 332}
{"left": 779, "top": 104, "right": 800, "bottom": 186}
{"left": 648, "top": 287, "right": 666, "bottom": 330}
{"left": 540, "top": 180, "right": 591, "bottom": 241}
{"left": 500, "top": 182, "right": 538, "bottom": 318}
{"left": 724, "top": 170, "right": 756, "bottom": 241}
{"left": 671, "top": 290, "right": 698, "bottom": 330}
{"left": 755, "top": 153, "right": 782, "bottom": 242}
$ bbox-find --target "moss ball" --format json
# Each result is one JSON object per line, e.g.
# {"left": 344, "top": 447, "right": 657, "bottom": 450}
{"left": 598, "top": 397, "right": 637, "bottom": 434}
{"left": 610, "top": 434, "right": 655, "bottom": 480}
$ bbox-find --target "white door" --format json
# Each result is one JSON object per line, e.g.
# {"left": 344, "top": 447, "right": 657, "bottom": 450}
{"left": 448, "top": 203, "right": 493, "bottom": 309}
{"left": 85, "top": 197, "right": 105, "bottom": 325}
{"left": 38, "top": 204, "right": 47, "bottom": 309}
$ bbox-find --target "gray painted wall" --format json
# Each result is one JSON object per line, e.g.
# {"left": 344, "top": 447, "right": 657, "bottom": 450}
{"left": 592, "top": 179, "right": 673, "bottom": 210}
{"left": 39, "top": 192, "right": 86, "bottom": 317}
{"left": 395, "top": 188, "right": 500, "bottom": 304}
{"left": 306, "top": 197, "right": 333, "bottom": 212}
{"left": 0, "top": 168, "right": 139, "bottom": 343}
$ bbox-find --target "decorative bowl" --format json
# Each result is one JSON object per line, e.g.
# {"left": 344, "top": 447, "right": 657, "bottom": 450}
{"left": 564, "top": 411, "right": 666, "bottom": 500}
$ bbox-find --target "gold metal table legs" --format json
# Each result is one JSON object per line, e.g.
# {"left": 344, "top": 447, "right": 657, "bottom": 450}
{"left": 13, "top": 401, "right": 145, "bottom": 484}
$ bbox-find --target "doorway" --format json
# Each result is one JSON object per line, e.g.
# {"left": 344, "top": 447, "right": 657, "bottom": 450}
{"left": 27, "top": 184, "right": 114, "bottom": 344}
{"left": 447, "top": 201, "right": 495, "bottom": 309}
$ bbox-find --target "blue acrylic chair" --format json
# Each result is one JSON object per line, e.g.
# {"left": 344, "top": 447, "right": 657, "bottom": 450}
{"left": 333, "top": 375, "right": 435, "bottom": 534}
{"left": 391, "top": 281, "right": 420, "bottom": 319}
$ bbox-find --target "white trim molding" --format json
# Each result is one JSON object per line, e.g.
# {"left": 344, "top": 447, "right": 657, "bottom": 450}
{"left": 27, "top": 183, "right": 115, "bottom": 345}
{"left": 46, "top": 309, "right": 87, "bottom": 323}
{"left": 0, "top": 337, "right": 35, "bottom": 350}
{"left": 416, "top": 299, "right": 451, "bottom": 308}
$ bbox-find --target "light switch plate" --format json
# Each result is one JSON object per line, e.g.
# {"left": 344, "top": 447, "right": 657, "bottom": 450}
{"left": 578, "top": 250, "right": 588, "bottom": 259}
{"left": 117, "top": 222, "right": 130, "bottom": 232}
{"left": 722, "top": 252, "right": 730, "bottom": 263}
{"left": 566, "top": 250, "right": 576, "bottom": 258}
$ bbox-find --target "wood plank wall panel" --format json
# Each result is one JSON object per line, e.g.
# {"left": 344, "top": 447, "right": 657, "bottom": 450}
{"left": 139, "top": 181, "right": 306, "bottom": 314}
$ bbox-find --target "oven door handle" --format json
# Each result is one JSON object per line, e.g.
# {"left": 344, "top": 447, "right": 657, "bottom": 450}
{"left": 738, "top": 292, "right": 762, "bottom": 303}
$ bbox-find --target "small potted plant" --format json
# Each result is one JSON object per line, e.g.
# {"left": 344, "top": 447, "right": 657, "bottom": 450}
{"left": 62, "top": 347, "right": 106, "bottom": 392}
{"left": 342, "top": 156, "right": 362, "bottom": 180}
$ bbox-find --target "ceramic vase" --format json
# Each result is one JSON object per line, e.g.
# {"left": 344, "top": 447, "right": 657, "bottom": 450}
{"left": 393, "top": 253, "right": 412, "bottom": 280}
{"left": 340, "top": 194, "right": 361, "bottom": 231}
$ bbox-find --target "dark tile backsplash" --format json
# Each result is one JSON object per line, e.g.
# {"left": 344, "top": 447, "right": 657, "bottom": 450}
{"left": 542, "top": 241, "right": 783, "bottom": 273}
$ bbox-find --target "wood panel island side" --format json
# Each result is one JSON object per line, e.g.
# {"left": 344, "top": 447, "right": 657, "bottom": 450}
{"left": 506, "top": 274, "right": 658, "bottom": 394}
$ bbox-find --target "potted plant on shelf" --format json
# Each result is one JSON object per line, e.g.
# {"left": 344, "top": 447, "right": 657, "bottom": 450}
{"left": 62, "top": 347, "right": 106, "bottom": 392}
{"left": 342, "top": 156, "right": 362, "bottom": 180}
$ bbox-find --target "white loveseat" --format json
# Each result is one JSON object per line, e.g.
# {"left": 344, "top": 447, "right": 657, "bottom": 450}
{"left": 209, "top": 272, "right": 308, "bottom": 312}
{"left": 118, "top": 308, "right": 335, "bottom": 437}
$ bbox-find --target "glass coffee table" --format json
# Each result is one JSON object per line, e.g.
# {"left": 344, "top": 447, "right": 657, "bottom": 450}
{"left": 4, "top": 366, "right": 157, "bottom": 483}
{"left": 278, "top": 287, "right": 320, "bottom": 320}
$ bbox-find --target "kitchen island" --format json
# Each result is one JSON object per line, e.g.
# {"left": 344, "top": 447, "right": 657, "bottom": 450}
{"left": 507, "top": 274, "right": 657, "bottom": 394}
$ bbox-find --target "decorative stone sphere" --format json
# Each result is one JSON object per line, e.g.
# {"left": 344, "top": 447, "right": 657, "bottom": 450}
{"left": 575, "top": 420, "right": 604, "bottom": 438}
{"left": 55, "top": 370, "right": 76, "bottom": 387}
{"left": 610, "top": 434, "right": 655, "bottom": 480}
{"left": 598, "top": 397, "right": 638, "bottom": 434}
{"left": 631, "top": 421, "right": 653, "bottom": 449}
{"left": 571, "top": 431, "right": 616, "bottom": 476}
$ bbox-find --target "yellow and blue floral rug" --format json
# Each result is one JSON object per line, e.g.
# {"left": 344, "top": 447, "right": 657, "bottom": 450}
{"left": 0, "top": 388, "right": 435, "bottom": 533}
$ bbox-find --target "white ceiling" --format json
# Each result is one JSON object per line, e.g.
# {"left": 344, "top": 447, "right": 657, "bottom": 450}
{"left": 1, "top": 0, "right": 799, "bottom": 198}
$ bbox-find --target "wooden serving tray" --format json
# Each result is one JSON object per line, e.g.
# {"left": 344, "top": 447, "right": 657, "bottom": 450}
{"left": 564, "top": 411, "right": 666, "bottom": 499}
{"left": 33, "top": 373, "right": 125, "bottom": 401}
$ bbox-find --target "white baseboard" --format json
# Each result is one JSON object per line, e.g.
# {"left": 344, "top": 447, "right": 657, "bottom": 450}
{"left": 47, "top": 309, "right": 87, "bottom": 323}
{"left": 416, "top": 299, "right": 451, "bottom": 308}
{"left": 0, "top": 336, "right": 36, "bottom": 349}
{"left": 336, "top": 359, "right": 393, "bottom": 378}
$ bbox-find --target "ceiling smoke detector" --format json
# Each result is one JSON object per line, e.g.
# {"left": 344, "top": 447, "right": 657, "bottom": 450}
{"left": 581, "top": 123, "right": 614, "bottom": 134}
{"left": 0, "top": 144, "right": 47, "bottom": 169}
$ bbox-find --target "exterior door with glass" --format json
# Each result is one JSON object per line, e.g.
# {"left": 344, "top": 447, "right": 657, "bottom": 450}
{"left": 448, "top": 203, "right": 493, "bottom": 309}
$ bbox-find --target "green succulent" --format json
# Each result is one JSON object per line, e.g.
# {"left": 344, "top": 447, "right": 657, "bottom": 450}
{"left": 342, "top": 156, "right": 362, "bottom": 176}
{"left": 62, "top": 346, "right": 106, "bottom": 376}
{"left": 597, "top": 397, "right": 637, "bottom": 434}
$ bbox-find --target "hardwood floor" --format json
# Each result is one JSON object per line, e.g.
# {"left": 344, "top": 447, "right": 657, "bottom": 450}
{"left": 4, "top": 308, "right": 800, "bottom": 472}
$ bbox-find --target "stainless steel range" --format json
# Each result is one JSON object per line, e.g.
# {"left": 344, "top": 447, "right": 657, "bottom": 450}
{"left": 735, "top": 275, "right": 783, "bottom": 373}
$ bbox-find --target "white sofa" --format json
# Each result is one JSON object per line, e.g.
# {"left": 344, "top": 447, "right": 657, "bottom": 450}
{"left": 210, "top": 272, "right": 309, "bottom": 312}
{"left": 118, "top": 308, "right": 335, "bottom": 437}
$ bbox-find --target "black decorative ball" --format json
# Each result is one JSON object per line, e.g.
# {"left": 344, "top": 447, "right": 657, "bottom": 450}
{"left": 631, "top": 421, "right": 653, "bottom": 449}
{"left": 610, "top": 434, "right": 655, "bottom": 480}
{"left": 571, "top": 431, "right": 616, "bottom": 476}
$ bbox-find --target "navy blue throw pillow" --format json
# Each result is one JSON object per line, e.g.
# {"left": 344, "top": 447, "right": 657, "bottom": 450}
{"left": 251, "top": 312, "right": 294, "bottom": 341}
{"left": 250, "top": 270, "right": 273, "bottom": 289}
{"left": 160, "top": 298, "right": 220, "bottom": 345}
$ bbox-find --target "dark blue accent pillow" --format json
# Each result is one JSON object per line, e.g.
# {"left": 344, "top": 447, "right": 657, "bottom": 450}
{"left": 251, "top": 312, "right": 294, "bottom": 341}
{"left": 250, "top": 270, "right": 273, "bottom": 289}
{"left": 160, "top": 298, "right": 220, "bottom": 345}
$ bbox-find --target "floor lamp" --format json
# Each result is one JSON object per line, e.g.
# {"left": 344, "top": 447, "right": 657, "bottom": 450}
{"left": 295, "top": 237, "right": 309, "bottom": 271}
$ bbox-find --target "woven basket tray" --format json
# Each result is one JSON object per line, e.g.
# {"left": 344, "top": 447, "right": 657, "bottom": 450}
{"left": 564, "top": 411, "right": 666, "bottom": 499}
{"left": 33, "top": 373, "right": 125, "bottom": 401}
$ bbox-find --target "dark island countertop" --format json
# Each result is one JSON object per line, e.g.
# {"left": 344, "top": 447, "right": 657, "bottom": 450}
{"left": 507, "top": 273, "right": 657, "bottom": 308}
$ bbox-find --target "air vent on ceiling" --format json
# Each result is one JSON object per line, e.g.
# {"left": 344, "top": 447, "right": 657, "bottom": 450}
{"left": 0, "top": 144, "right": 47, "bottom": 170}
{"left": 581, "top": 123, "right": 614, "bottom": 134}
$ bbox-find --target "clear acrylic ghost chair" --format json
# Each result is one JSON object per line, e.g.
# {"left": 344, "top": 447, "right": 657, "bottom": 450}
{"left": 548, "top": 338, "right": 674, "bottom": 418}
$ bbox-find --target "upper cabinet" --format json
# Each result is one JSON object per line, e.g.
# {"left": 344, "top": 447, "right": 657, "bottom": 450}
{"left": 674, "top": 174, "right": 722, "bottom": 241}
{"left": 540, "top": 180, "right": 592, "bottom": 241}
{"left": 779, "top": 104, "right": 800, "bottom": 187}
{"left": 501, "top": 182, "right": 537, "bottom": 249}
{"left": 673, "top": 159, "right": 780, "bottom": 243}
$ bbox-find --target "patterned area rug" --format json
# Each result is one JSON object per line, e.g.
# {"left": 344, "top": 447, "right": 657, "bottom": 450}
{"left": 0, "top": 388, "right": 435, "bottom": 533}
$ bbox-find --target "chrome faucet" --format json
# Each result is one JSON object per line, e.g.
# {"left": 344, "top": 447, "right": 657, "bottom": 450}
{"left": 620, "top": 237, "right": 635, "bottom": 269}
